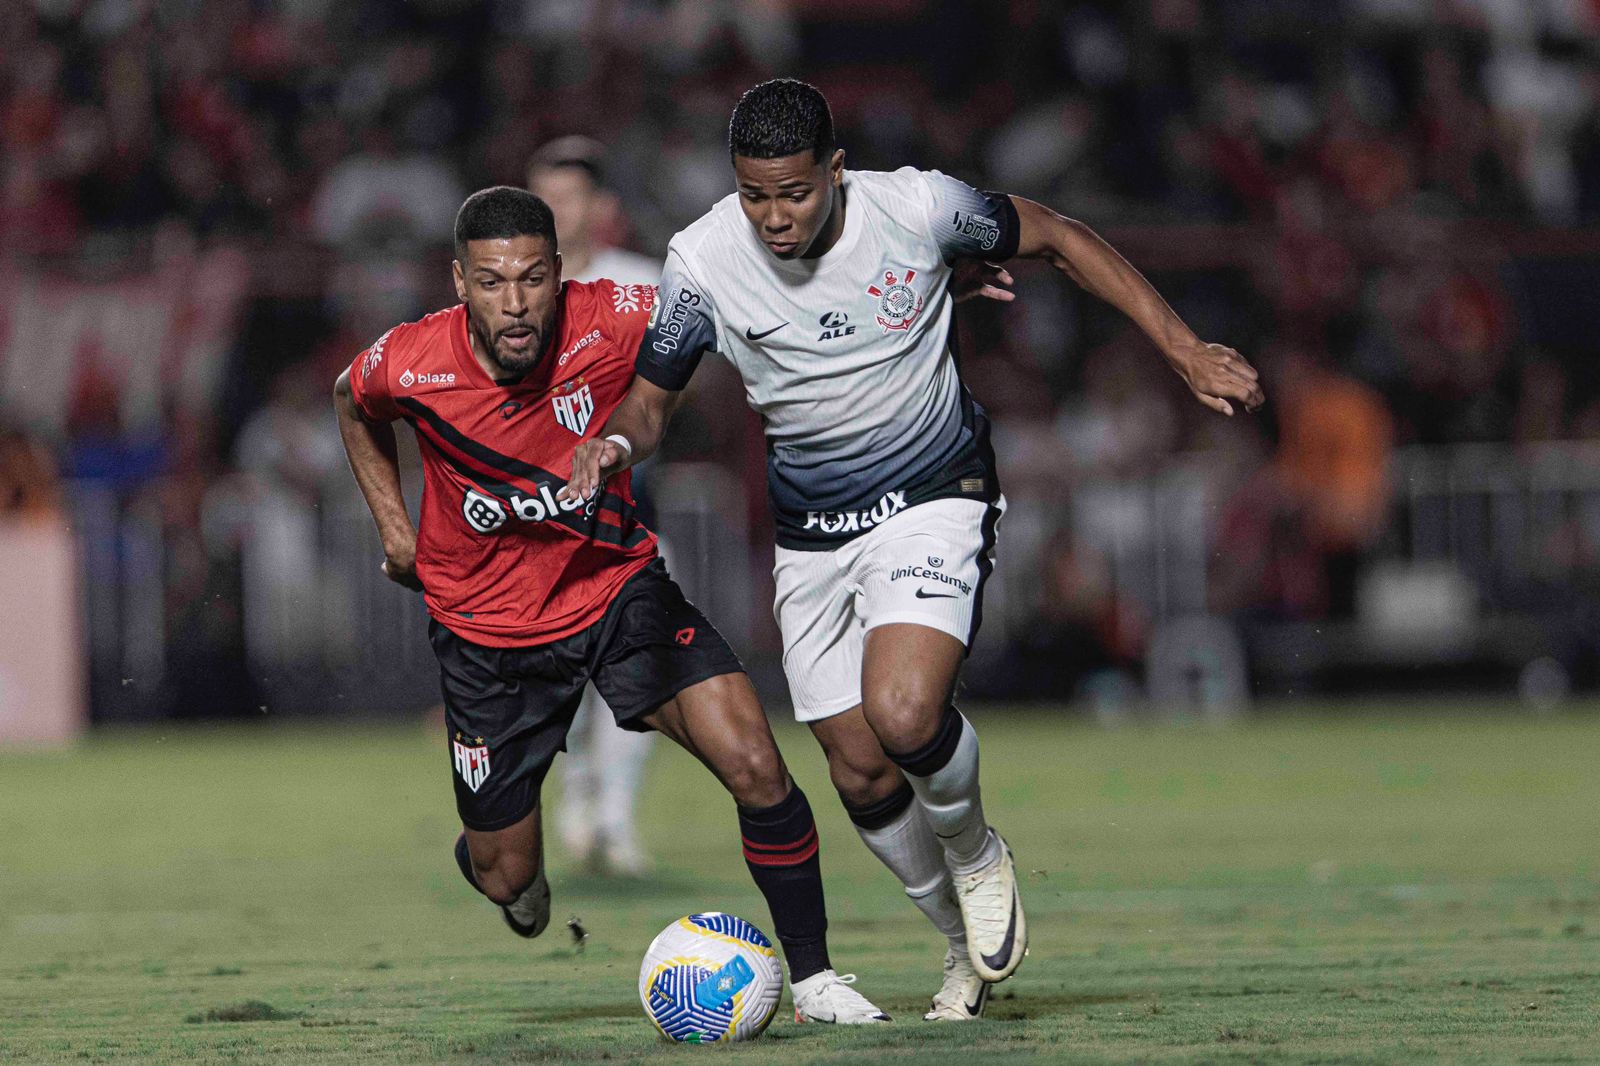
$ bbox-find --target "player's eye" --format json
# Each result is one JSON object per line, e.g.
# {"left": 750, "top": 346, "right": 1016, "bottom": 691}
{"left": 478, "top": 277, "right": 499, "bottom": 288}
{"left": 787, "top": 192, "right": 808, "bottom": 202}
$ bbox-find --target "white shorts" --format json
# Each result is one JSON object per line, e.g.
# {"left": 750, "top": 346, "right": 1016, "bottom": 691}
{"left": 773, "top": 496, "right": 1005, "bottom": 722}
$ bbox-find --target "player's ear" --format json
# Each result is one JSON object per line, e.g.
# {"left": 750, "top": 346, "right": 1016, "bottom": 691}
{"left": 452, "top": 259, "right": 467, "bottom": 303}
{"left": 827, "top": 148, "right": 845, "bottom": 186}
{"left": 552, "top": 250, "right": 563, "bottom": 287}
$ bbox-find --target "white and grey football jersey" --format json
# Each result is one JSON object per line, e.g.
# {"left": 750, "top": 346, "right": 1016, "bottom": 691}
{"left": 636, "top": 167, "right": 1018, "bottom": 549}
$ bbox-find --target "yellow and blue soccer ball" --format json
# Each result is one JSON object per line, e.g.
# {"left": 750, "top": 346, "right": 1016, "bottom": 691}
{"left": 638, "top": 913, "right": 783, "bottom": 1043}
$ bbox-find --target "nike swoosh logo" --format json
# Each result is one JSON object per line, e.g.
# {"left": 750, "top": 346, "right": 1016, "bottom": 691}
{"left": 915, "top": 588, "right": 960, "bottom": 599}
{"left": 980, "top": 894, "right": 1019, "bottom": 973}
{"left": 965, "top": 983, "right": 991, "bottom": 1017}
{"left": 745, "top": 323, "right": 787, "bottom": 340}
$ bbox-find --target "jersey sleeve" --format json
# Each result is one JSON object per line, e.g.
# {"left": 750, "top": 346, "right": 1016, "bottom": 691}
{"left": 348, "top": 326, "right": 403, "bottom": 423}
{"left": 634, "top": 248, "right": 720, "bottom": 392}
{"left": 921, "top": 169, "right": 1021, "bottom": 262}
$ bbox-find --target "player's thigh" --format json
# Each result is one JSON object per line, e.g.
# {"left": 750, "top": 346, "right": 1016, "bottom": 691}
{"left": 646, "top": 672, "right": 790, "bottom": 809}
{"left": 587, "top": 561, "right": 783, "bottom": 803}
{"left": 854, "top": 497, "right": 1003, "bottom": 748}
{"left": 430, "top": 619, "right": 585, "bottom": 835}
{"left": 774, "top": 543, "right": 865, "bottom": 723}
{"left": 808, "top": 705, "right": 905, "bottom": 807}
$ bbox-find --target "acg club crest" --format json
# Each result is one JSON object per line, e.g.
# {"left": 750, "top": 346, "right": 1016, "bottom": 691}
{"left": 453, "top": 738, "right": 491, "bottom": 793}
{"left": 866, "top": 267, "right": 924, "bottom": 332}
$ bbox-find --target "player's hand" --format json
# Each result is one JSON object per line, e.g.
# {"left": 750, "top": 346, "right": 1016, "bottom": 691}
{"left": 1167, "top": 339, "right": 1265, "bottom": 417}
{"left": 952, "top": 259, "right": 1015, "bottom": 304}
{"left": 559, "top": 437, "right": 629, "bottom": 504}
{"left": 381, "top": 540, "right": 424, "bottom": 591}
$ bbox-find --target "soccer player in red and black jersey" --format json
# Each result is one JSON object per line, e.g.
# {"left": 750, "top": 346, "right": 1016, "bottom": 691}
{"left": 333, "top": 187, "right": 889, "bottom": 1023}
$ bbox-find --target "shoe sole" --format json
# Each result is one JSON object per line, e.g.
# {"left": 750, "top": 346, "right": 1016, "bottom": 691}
{"left": 964, "top": 838, "right": 1027, "bottom": 982}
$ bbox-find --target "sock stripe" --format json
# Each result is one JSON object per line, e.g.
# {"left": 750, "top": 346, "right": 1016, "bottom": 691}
{"left": 742, "top": 834, "right": 820, "bottom": 867}
{"left": 741, "top": 825, "right": 817, "bottom": 863}
{"left": 887, "top": 705, "right": 964, "bottom": 778}
{"left": 843, "top": 781, "right": 916, "bottom": 830}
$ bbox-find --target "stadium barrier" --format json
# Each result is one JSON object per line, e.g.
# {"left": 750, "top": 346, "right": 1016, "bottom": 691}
{"left": 61, "top": 445, "right": 1600, "bottom": 719}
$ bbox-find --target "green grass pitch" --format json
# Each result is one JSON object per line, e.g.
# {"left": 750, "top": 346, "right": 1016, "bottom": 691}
{"left": 2, "top": 706, "right": 1597, "bottom": 1063}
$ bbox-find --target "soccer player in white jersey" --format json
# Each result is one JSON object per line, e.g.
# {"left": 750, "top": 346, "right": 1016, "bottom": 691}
{"left": 563, "top": 80, "right": 1265, "bottom": 1020}
{"left": 528, "top": 137, "right": 661, "bottom": 876}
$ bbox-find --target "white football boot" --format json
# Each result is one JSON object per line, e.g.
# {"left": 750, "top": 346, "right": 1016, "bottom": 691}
{"left": 923, "top": 944, "right": 990, "bottom": 1021}
{"left": 953, "top": 831, "right": 1027, "bottom": 982}
{"left": 791, "top": 970, "right": 891, "bottom": 1023}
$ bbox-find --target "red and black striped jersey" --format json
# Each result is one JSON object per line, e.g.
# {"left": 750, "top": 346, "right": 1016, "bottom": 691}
{"left": 349, "top": 279, "right": 661, "bottom": 647}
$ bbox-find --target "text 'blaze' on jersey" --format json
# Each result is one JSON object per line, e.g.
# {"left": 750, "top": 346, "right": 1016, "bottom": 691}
{"left": 635, "top": 167, "right": 1018, "bottom": 550}
{"left": 349, "top": 280, "right": 660, "bottom": 646}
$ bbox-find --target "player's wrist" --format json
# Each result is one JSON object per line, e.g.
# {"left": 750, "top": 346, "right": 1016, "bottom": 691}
{"left": 604, "top": 433, "right": 634, "bottom": 462}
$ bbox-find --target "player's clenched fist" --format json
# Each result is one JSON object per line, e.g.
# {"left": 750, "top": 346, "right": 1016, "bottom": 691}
{"left": 1167, "top": 338, "right": 1265, "bottom": 417}
{"left": 560, "top": 437, "right": 630, "bottom": 503}
{"left": 381, "top": 537, "right": 424, "bottom": 591}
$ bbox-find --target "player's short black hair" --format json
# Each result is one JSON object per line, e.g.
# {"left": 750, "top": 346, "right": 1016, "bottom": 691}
{"left": 728, "top": 79, "right": 835, "bottom": 163}
{"left": 453, "top": 186, "right": 557, "bottom": 261}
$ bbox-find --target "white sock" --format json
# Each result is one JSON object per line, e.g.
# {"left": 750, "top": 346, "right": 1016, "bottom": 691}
{"left": 853, "top": 798, "right": 965, "bottom": 944}
{"left": 902, "top": 713, "right": 1001, "bottom": 876}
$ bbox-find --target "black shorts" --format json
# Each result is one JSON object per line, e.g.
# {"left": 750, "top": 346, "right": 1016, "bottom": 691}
{"left": 431, "top": 559, "right": 744, "bottom": 831}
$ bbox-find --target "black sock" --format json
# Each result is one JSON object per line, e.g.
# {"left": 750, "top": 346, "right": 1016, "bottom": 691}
{"left": 739, "top": 785, "right": 831, "bottom": 983}
{"left": 454, "top": 833, "right": 483, "bottom": 894}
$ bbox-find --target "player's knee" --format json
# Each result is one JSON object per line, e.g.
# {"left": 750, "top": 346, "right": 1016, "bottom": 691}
{"left": 721, "top": 746, "right": 788, "bottom": 809}
{"left": 862, "top": 679, "right": 946, "bottom": 755}
{"left": 475, "top": 854, "right": 539, "bottom": 905}
{"left": 825, "top": 747, "right": 901, "bottom": 808}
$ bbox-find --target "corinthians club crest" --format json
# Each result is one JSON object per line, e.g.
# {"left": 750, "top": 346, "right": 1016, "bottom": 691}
{"left": 866, "top": 267, "right": 924, "bottom": 332}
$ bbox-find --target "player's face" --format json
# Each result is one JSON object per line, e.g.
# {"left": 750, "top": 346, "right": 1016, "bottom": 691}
{"left": 528, "top": 167, "right": 597, "bottom": 249}
{"left": 732, "top": 149, "right": 845, "bottom": 260}
{"left": 453, "top": 235, "right": 562, "bottom": 376}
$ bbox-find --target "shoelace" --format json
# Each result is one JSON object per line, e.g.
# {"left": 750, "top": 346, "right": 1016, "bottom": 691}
{"left": 958, "top": 875, "right": 1013, "bottom": 939}
{"left": 810, "top": 972, "right": 875, "bottom": 1008}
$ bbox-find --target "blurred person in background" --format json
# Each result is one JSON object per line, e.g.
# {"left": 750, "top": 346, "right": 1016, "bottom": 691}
{"left": 1272, "top": 346, "right": 1394, "bottom": 618}
{"left": 527, "top": 136, "right": 659, "bottom": 875}
{"left": 0, "top": 422, "right": 62, "bottom": 521}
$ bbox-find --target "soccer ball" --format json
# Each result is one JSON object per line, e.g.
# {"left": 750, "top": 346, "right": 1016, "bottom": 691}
{"left": 638, "top": 912, "right": 783, "bottom": 1043}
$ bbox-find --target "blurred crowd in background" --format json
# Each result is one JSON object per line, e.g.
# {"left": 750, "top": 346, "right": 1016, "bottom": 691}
{"left": 4, "top": 0, "right": 1600, "bottom": 718}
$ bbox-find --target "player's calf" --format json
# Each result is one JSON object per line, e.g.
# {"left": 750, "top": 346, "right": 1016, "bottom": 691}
{"left": 454, "top": 820, "right": 551, "bottom": 939}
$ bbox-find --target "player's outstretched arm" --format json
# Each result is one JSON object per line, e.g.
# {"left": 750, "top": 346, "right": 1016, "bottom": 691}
{"left": 1009, "top": 197, "right": 1265, "bottom": 416}
{"left": 333, "top": 368, "right": 422, "bottom": 591}
{"left": 558, "top": 377, "right": 683, "bottom": 503}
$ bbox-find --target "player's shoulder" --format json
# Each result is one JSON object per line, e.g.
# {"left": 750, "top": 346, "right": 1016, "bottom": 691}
{"left": 561, "top": 278, "right": 657, "bottom": 339}
{"left": 849, "top": 166, "right": 942, "bottom": 215}
{"left": 667, "top": 194, "right": 744, "bottom": 269}
{"left": 362, "top": 304, "right": 463, "bottom": 371}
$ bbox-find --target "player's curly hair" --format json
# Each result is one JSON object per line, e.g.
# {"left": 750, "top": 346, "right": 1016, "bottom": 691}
{"left": 453, "top": 186, "right": 557, "bottom": 261}
{"left": 728, "top": 79, "right": 835, "bottom": 163}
